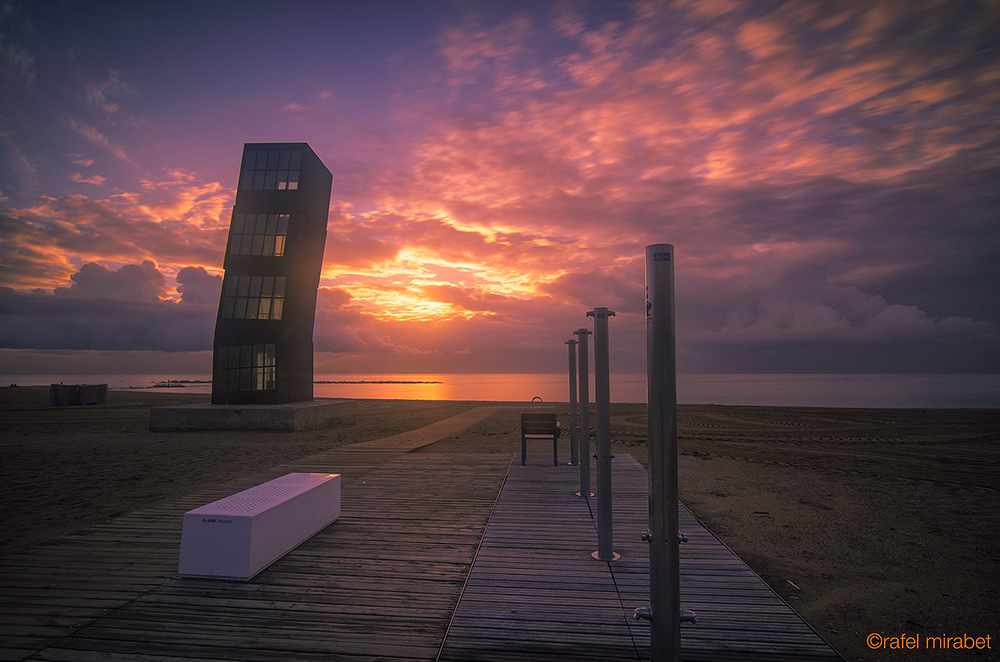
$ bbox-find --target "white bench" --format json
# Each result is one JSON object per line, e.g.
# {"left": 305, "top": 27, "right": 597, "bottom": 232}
{"left": 178, "top": 472, "right": 340, "bottom": 580}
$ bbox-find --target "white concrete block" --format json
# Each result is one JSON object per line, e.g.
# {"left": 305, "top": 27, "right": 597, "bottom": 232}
{"left": 178, "top": 472, "right": 340, "bottom": 580}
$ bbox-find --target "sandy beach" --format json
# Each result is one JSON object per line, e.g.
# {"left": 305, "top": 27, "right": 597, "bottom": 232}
{"left": 1, "top": 386, "right": 997, "bottom": 661}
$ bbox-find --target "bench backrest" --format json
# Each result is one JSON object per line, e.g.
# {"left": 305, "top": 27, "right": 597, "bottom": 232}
{"left": 521, "top": 413, "right": 558, "bottom": 435}
{"left": 520, "top": 413, "right": 562, "bottom": 466}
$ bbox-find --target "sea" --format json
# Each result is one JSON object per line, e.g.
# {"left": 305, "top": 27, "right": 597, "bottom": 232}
{"left": 3, "top": 373, "right": 999, "bottom": 409}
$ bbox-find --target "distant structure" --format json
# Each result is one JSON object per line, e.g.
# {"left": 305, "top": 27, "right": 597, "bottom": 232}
{"left": 212, "top": 143, "right": 332, "bottom": 405}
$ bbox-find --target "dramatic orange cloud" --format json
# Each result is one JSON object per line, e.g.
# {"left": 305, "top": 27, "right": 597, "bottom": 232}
{"left": 2, "top": 171, "right": 230, "bottom": 295}
{"left": 1, "top": 0, "right": 997, "bottom": 375}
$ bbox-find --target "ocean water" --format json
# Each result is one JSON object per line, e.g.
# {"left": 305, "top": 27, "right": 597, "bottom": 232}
{"left": 3, "top": 373, "right": 998, "bottom": 408}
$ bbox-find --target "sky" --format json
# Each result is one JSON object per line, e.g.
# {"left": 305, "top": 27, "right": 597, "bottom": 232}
{"left": 1, "top": 0, "right": 998, "bottom": 376}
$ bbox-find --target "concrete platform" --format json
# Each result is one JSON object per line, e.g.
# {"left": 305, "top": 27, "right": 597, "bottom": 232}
{"left": 149, "top": 398, "right": 355, "bottom": 432}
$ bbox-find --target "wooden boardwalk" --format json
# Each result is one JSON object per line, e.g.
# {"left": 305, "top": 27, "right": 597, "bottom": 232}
{"left": 440, "top": 455, "right": 842, "bottom": 662}
{"left": 0, "top": 427, "right": 842, "bottom": 661}
{"left": 0, "top": 449, "right": 509, "bottom": 661}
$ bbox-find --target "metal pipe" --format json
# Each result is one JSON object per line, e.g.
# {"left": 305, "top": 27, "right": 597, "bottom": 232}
{"left": 573, "top": 328, "right": 592, "bottom": 497}
{"left": 588, "top": 307, "right": 617, "bottom": 561}
{"left": 644, "top": 243, "right": 687, "bottom": 661}
{"left": 566, "top": 339, "right": 579, "bottom": 466}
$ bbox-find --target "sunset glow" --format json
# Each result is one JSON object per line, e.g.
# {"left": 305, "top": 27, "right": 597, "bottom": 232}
{"left": 1, "top": 1, "right": 997, "bottom": 375}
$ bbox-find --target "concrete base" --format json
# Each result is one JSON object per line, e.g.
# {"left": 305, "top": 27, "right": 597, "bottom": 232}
{"left": 149, "top": 399, "right": 355, "bottom": 432}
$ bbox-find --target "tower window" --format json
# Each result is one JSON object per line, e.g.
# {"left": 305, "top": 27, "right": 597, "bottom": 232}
{"left": 227, "top": 213, "right": 288, "bottom": 257}
{"left": 214, "top": 343, "right": 276, "bottom": 392}
{"left": 240, "top": 150, "right": 302, "bottom": 190}
{"left": 220, "top": 275, "right": 286, "bottom": 320}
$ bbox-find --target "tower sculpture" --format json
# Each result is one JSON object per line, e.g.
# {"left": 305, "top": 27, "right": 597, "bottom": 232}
{"left": 212, "top": 143, "right": 332, "bottom": 404}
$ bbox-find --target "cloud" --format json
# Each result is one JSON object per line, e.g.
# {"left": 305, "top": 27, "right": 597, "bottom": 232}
{"left": 305, "top": 0, "right": 999, "bottom": 372}
{"left": 736, "top": 19, "right": 787, "bottom": 60}
{"left": 80, "top": 70, "right": 134, "bottom": 115}
{"left": 0, "top": 212, "right": 80, "bottom": 292}
{"left": 538, "top": 268, "right": 641, "bottom": 314}
{"left": 57, "top": 260, "right": 165, "bottom": 301}
{"left": 1, "top": 0, "right": 998, "bottom": 375}
{"left": 66, "top": 119, "right": 136, "bottom": 165}
{"left": 312, "top": 286, "right": 438, "bottom": 355}
{"left": 0, "top": 287, "right": 215, "bottom": 352}
{"left": 694, "top": 284, "right": 994, "bottom": 348}
{"left": 175, "top": 266, "right": 221, "bottom": 305}
{"left": 0, "top": 170, "right": 231, "bottom": 292}
{"left": 0, "top": 130, "right": 40, "bottom": 198}
{"left": 70, "top": 172, "right": 106, "bottom": 186}
{"left": 0, "top": 37, "right": 34, "bottom": 84}
{"left": 399, "top": 0, "right": 1000, "bottom": 197}
{"left": 0, "top": 261, "right": 216, "bottom": 352}
{"left": 0, "top": 348, "right": 213, "bottom": 375}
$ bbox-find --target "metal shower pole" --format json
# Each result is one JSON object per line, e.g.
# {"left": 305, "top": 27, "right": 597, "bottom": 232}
{"left": 588, "top": 307, "right": 618, "bottom": 561}
{"left": 636, "top": 243, "right": 694, "bottom": 660}
{"left": 573, "top": 327, "right": 592, "bottom": 497}
{"left": 566, "top": 338, "right": 579, "bottom": 466}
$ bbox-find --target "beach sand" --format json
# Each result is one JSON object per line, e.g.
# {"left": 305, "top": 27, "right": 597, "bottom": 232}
{"left": 1, "top": 386, "right": 997, "bottom": 661}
